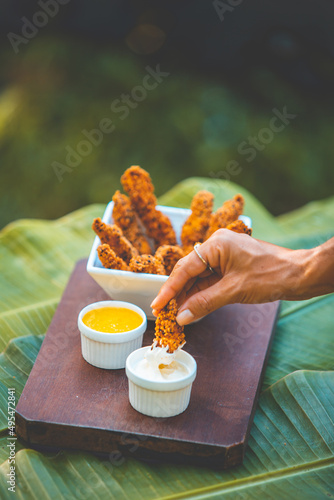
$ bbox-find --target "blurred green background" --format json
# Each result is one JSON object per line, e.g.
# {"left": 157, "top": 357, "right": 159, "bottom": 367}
{"left": 1, "top": 1, "right": 334, "bottom": 229}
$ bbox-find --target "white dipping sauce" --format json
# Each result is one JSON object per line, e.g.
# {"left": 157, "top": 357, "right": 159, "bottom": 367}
{"left": 135, "top": 343, "right": 189, "bottom": 382}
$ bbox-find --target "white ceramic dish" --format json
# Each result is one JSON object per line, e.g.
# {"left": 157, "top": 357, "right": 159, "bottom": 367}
{"left": 126, "top": 346, "right": 197, "bottom": 417}
{"left": 77, "top": 300, "right": 147, "bottom": 369}
{"left": 87, "top": 202, "right": 252, "bottom": 319}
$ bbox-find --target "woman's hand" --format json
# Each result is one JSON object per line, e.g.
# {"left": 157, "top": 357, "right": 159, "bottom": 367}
{"left": 151, "top": 230, "right": 334, "bottom": 326}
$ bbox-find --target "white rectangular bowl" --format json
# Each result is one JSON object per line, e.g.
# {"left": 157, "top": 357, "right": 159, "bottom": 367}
{"left": 87, "top": 202, "right": 251, "bottom": 320}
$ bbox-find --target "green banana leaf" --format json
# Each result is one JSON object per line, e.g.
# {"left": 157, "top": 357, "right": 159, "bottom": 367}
{"left": 0, "top": 204, "right": 104, "bottom": 351}
{"left": 0, "top": 335, "right": 44, "bottom": 432}
{"left": 0, "top": 178, "right": 333, "bottom": 499}
{"left": 0, "top": 337, "right": 333, "bottom": 499}
{"left": 276, "top": 196, "right": 334, "bottom": 238}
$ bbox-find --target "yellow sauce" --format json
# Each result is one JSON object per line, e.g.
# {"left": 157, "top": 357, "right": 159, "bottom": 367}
{"left": 82, "top": 307, "right": 142, "bottom": 333}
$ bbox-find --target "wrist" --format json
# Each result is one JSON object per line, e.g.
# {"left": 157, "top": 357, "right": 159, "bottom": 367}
{"left": 295, "top": 247, "right": 316, "bottom": 299}
{"left": 304, "top": 241, "right": 334, "bottom": 297}
{"left": 281, "top": 247, "right": 314, "bottom": 300}
{"left": 284, "top": 243, "right": 333, "bottom": 300}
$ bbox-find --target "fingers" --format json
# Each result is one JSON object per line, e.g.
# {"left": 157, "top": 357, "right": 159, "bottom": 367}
{"left": 150, "top": 233, "right": 226, "bottom": 314}
{"left": 150, "top": 250, "right": 210, "bottom": 312}
{"left": 151, "top": 273, "right": 219, "bottom": 317}
{"left": 176, "top": 278, "right": 230, "bottom": 325}
{"left": 151, "top": 276, "right": 197, "bottom": 317}
{"left": 180, "top": 273, "right": 221, "bottom": 304}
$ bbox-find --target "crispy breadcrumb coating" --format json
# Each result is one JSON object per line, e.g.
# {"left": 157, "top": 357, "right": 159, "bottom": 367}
{"left": 129, "top": 254, "right": 166, "bottom": 275}
{"left": 206, "top": 194, "right": 244, "bottom": 238}
{"left": 181, "top": 190, "right": 214, "bottom": 254}
{"left": 121, "top": 166, "right": 176, "bottom": 247}
{"left": 92, "top": 218, "right": 138, "bottom": 264}
{"left": 93, "top": 165, "right": 250, "bottom": 279}
{"left": 97, "top": 244, "right": 130, "bottom": 271}
{"left": 226, "top": 219, "right": 252, "bottom": 236}
{"left": 154, "top": 299, "right": 185, "bottom": 353}
{"left": 112, "top": 190, "right": 152, "bottom": 254}
{"left": 155, "top": 245, "right": 185, "bottom": 275}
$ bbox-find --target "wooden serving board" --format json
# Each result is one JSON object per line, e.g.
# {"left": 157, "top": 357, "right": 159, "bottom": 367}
{"left": 16, "top": 260, "right": 280, "bottom": 468}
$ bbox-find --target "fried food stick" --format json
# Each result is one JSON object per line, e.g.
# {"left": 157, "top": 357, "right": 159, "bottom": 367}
{"left": 121, "top": 166, "right": 176, "bottom": 247}
{"left": 129, "top": 254, "right": 166, "bottom": 275}
{"left": 181, "top": 190, "right": 214, "bottom": 254}
{"left": 206, "top": 194, "right": 244, "bottom": 239}
{"left": 112, "top": 190, "right": 152, "bottom": 255}
{"left": 97, "top": 244, "right": 130, "bottom": 271}
{"left": 92, "top": 218, "right": 138, "bottom": 264}
{"left": 154, "top": 299, "right": 185, "bottom": 353}
{"left": 226, "top": 219, "right": 252, "bottom": 236}
{"left": 155, "top": 245, "right": 185, "bottom": 275}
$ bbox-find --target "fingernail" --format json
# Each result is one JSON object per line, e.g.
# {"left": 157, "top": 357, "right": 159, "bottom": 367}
{"left": 151, "top": 309, "right": 158, "bottom": 317}
{"left": 150, "top": 298, "right": 158, "bottom": 308}
{"left": 176, "top": 309, "right": 194, "bottom": 326}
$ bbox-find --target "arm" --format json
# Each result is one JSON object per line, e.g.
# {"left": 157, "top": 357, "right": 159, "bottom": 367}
{"left": 298, "top": 236, "right": 334, "bottom": 300}
{"left": 150, "top": 230, "right": 334, "bottom": 326}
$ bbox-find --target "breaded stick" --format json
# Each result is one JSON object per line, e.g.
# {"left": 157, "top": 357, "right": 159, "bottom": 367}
{"left": 112, "top": 190, "right": 152, "bottom": 255}
{"left": 154, "top": 299, "right": 185, "bottom": 353}
{"left": 92, "top": 218, "right": 138, "bottom": 264}
{"left": 226, "top": 219, "right": 252, "bottom": 236}
{"left": 181, "top": 190, "right": 214, "bottom": 254}
{"left": 121, "top": 166, "right": 176, "bottom": 247}
{"left": 206, "top": 194, "right": 244, "bottom": 239}
{"left": 129, "top": 254, "right": 166, "bottom": 275}
{"left": 155, "top": 245, "right": 185, "bottom": 275}
{"left": 97, "top": 244, "right": 129, "bottom": 271}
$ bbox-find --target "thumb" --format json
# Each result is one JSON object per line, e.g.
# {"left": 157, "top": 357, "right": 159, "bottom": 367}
{"left": 176, "top": 279, "right": 229, "bottom": 325}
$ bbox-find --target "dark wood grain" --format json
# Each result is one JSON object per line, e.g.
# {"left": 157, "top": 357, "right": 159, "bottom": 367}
{"left": 16, "top": 260, "right": 280, "bottom": 468}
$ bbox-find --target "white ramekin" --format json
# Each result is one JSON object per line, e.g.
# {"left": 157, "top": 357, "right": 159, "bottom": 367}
{"left": 126, "top": 346, "right": 197, "bottom": 417}
{"left": 78, "top": 301, "right": 147, "bottom": 369}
